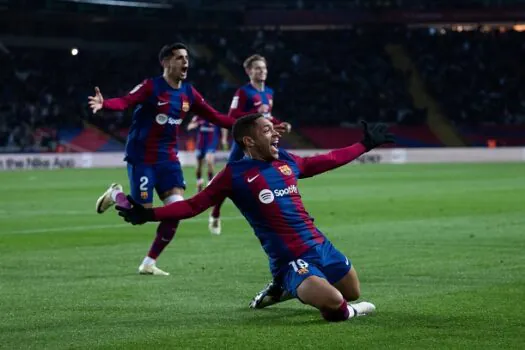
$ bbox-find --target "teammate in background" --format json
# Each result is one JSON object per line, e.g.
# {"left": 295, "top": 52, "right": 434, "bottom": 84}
{"left": 210, "top": 54, "right": 292, "bottom": 234}
{"left": 115, "top": 114, "right": 395, "bottom": 321}
{"left": 186, "top": 116, "right": 227, "bottom": 194}
{"left": 88, "top": 43, "right": 235, "bottom": 276}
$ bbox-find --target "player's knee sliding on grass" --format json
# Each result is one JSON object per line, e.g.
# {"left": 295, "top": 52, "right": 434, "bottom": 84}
{"left": 298, "top": 274, "right": 373, "bottom": 322}
{"left": 89, "top": 42, "right": 236, "bottom": 275}
{"left": 115, "top": 114, "right": 393, "bottom": 319}
{"left": 250, "top": 243, "right": 362, "bottom": 309}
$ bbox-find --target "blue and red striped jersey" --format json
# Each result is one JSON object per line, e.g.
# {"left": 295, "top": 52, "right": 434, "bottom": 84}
{"left": 229, "top": 83, "right": 280, "bottom": 124}
{"left": 192, "top": 116, "right": 221, "bottom": 149}
{"left": 225, "top": 149, "right": 325, "bottom": 274}
{"left": 102, "top": 76, "right": 234, "bottom": 164}
{"left": 153, "top": 143, "right": 367, "bottom": 276}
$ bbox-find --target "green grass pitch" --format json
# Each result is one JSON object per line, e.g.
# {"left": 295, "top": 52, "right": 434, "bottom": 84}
{"left": 0, "top": 163, "right": 524, "bottom": 349}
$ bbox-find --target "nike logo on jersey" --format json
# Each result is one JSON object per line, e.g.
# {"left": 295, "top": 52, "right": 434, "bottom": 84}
{"left": 253, "top": 101, "right": 262, "bottom": 106}
{"left": 157, "top": 101, "right": 169, "bottom": 106}
{"left": 247, "top": 175, "right": 260, "bottom": 183}
{"left": 345, "top": 257, "right": 349, "bottom": 266}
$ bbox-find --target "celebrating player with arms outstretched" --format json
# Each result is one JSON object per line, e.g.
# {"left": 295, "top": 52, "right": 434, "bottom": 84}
{"left": 115, "top": 114, "right": 394, "bottom": 321}
{"left": 209, "top": 54, "right": 291, "bottom": 234}
{"left": 89, "top": 43, "right": 235, "bottom": 276}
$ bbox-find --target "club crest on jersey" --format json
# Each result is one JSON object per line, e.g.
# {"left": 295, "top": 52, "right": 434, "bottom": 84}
{"left": 182, "top": 101, "right": 190, "bottom": 112}
{"left": 297, "top": 267, "right": 309, "bottom": 275}
{"left": 156, "top": 114, "right": 168, "bottom": 125}
{"left": 279, "top": 165, "right": 292, "bottom": 176}
{"left": 140, "top": 191, "right": 148, "bottom": 200}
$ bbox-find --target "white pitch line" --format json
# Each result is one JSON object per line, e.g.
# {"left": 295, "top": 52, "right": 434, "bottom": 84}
{"left": 3, "top": 216, "right": 244, "bottom": 235}
{"left": 6, "top": 223, "right": 129, "bottom": 235}
{"left": 0, "top": 210, "right": 86, "bottom": 218}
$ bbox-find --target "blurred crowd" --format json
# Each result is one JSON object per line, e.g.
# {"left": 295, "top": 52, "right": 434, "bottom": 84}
{"left": 0, "top": 48, "right": 86, "bottom": 151}
{"left": 204, "top": 27, "right": 420, "bottom": 126}
{"left": 406, "top": 28, "right": 525, "bottom": 127}
{"left": 1, "top": 26, "right": 524, "bottom": 151}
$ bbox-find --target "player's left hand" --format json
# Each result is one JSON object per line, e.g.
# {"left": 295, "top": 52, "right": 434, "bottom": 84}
{"left": 274, "top": 122, "right": 292, "bottom": 135}
{"left": 116, "top": 195, "right": 155, "bottom": 225}
{"left": 360, "top": 121, "right": 396, "bottom": 151}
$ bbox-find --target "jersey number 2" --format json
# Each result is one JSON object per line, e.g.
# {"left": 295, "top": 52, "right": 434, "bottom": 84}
{"left": 139, "top": 176, "right": 149, "bottom": 191}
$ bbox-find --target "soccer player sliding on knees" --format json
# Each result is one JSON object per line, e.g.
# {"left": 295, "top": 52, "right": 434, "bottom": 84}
{"left": 115, "top": 114, "right": 394, "bottom": 322}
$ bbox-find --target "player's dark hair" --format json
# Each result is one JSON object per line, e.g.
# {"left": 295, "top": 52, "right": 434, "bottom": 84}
{"left": 158, "top": 43, "right": 188, "bottom": 62}
{"left": 232, "top": 113, "right": 264, "bottom": 150}
{"left": 243, "top": 54, "right": 266, "bottom": 70}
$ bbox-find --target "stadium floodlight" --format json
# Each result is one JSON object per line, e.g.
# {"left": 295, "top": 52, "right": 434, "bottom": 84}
{"left": 61, "top": 0, "right": 173, "bottom": 9}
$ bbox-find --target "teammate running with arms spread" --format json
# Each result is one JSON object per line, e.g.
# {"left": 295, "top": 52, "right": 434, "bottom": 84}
{"left": 88, "top": 43, "right": 235, "bottom": 276}
{"left": 115, "top": 113, "right": 395, "bottom": 321}
{"left": 210, "top": 54, "right": 291, "bottom": 234}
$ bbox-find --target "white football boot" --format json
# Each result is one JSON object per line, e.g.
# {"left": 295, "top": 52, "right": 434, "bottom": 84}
{"left": 96, "top": 183, "right": 123, "bottom": 214}
{"left": 138, "top": 263, "right": 170, "bottom": 276}
{"left": 348, "top": 301, "right": 376, "bottom": 318}
{"left": 208, "top": 215, "right": 221, "bottom": 235}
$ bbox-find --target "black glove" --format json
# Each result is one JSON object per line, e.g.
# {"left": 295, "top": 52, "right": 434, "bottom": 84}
{"left": 360, "top": 121, "right": 396, "bottom": 151}
{"left": 116, "top": 195, "right": 155, "bottom": 225}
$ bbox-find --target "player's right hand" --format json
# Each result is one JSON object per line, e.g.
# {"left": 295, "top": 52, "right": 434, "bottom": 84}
{"left": 116, "top": 195, "right": 155, "bottom": 225}
{"left": 274, "top": 122, "right": 292, "bottom": 135}
{"left": 88, "top": 87, "right": 104, "bottom": 114}
{"left": 360, "top": 121, "right": 395, "bottom": 151}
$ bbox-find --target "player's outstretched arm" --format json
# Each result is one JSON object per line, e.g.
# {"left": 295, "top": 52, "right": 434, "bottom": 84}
{"left": 89, "top": 80, "right": 153, "bottom": 113}
{"left": 116, "top": 167, "right": 232, "bottom": 225}
{"left": 291, "top": 121, "right": 395, "bottom": 178}
{"left": 227, "top": 88, "right": 247, "bottom": 120}
{"left": 191, "top": 87, "right": 236, "bottom": 129}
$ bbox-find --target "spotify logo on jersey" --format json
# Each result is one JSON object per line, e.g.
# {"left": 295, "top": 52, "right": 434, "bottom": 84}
{"left": 155, "top": 114, "right": 182, "bottom": 126}
{"left": 258, "top": 189, "right": 275, "bottom": 204}
{"left": 156, "top": 114, "right": 168, "bottom": 125}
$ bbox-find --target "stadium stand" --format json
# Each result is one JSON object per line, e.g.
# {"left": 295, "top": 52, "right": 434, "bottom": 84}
{"left": 1, "top": 25, "right": 524, "bottom": 151}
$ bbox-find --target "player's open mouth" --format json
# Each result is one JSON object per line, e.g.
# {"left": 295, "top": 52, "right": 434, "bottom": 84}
{"left": 271, "top": 140, "right": 279, "bottom": 152}
{"left": 181, "top": 67, "right": 188, "bottom": 74}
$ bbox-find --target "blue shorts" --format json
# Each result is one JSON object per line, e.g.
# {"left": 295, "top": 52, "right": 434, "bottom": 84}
{"left": 228, "top": 142, "right": 245, "bottom": 162}
{"left": 196, "top": 147, "right": 216, "bottom": 160}
{"left": 279, "top": 240, "right": 352, "bottom": 298}
{"left": 127, "top": 162, "right": 186, "bottom": 204}
{"left": 196, "top": 136, "right": 218, "bottom": 160}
